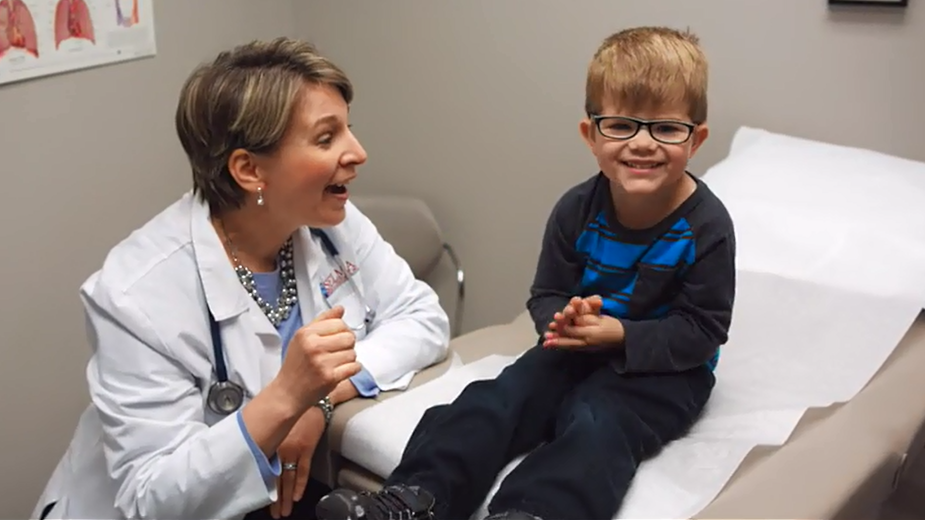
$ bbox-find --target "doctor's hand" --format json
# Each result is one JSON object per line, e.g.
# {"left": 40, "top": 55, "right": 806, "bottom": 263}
{"left": 269, "top": 407, "right": 326, "bottom": 518}
{"left": 275, "top": 305, "right": 361, "bottom": 414}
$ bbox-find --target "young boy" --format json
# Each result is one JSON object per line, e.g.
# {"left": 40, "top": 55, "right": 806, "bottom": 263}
{"left": 316, "top": 26, "right": 736, "bottom": 520}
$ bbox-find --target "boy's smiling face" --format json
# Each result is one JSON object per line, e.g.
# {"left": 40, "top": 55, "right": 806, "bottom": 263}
{"left": 579, "top": 99, "right": 709, "bottom": 199}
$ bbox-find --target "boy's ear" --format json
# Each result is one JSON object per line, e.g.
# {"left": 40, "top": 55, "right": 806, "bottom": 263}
{"left": 688, "top": 124, "right": 710, "bottom": 159}
{"left": 579, "top": 117, "right": 596, "bottom": 150}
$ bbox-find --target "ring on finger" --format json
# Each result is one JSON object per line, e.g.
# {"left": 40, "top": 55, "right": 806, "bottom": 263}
{"left": 282, "top": 462, "right": 298, "bottom": 471}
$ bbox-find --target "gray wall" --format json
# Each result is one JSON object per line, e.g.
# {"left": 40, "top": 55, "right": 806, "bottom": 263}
{"left": 1, "top": 0, "right": 923, "bottom": 516}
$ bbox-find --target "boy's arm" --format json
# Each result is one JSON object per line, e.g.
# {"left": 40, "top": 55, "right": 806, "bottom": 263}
{"left": 526, "top": 196, "right": 585, "bottom": 336}
{"left": 620, "top": 232, "right": 736, "bottom": 373}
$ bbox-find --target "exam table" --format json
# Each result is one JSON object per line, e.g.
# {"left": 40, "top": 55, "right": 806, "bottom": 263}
{"left": 318, "top": 130, "right": 925, "bottom": 519}
{"left": 319, "top": 314, "right": 925, "bottom": 519}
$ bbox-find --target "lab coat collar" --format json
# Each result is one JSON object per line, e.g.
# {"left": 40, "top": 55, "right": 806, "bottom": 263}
{"left": 189, "top": 194, "right": 326, "bottom": 339}
{"left": 189, "top": 195, "right": 253, "bottom": 323}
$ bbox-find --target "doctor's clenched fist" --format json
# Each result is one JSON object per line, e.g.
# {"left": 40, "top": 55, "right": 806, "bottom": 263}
{"left": 240, "top": 305, "right": 360, "bottom": 463}
{"left": 276, "top": 305, "right": 362, "bottom": 410}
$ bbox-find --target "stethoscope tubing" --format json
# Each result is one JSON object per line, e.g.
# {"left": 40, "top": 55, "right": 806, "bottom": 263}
{"left": 206, "top": 228, "right": 372, "bottom": 415}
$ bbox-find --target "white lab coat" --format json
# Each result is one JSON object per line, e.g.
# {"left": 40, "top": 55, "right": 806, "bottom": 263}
{"left": 32, "top": 192, "right": 451, "bottom": 520}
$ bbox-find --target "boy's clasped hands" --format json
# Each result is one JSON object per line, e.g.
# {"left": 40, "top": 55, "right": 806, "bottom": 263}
{"left": 543, "top": 295, "right": 625, "bottom": 350}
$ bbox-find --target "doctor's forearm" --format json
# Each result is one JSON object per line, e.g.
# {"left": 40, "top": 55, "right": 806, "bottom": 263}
{"left": 239, "top": 381, "right": 304, "bottom": 458}
{"left": 330, "top": 378, "right": 360, "bottom": 404}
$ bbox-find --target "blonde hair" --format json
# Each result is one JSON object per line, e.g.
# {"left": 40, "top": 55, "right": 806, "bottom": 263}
{"left": 585, "top": 26, "right": 708, "bottom": 123}
{"left": 175, "top": 37, "right": 353, "bottom": 213}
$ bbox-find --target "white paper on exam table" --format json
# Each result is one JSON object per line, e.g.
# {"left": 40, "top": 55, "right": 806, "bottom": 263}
{"left": 710, "top": 126, "right": 925, "bottom": 304}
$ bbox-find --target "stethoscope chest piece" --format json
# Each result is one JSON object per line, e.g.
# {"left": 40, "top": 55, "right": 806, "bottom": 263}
{"left": 207, "top": 380, "right": 245, "bottom": 415}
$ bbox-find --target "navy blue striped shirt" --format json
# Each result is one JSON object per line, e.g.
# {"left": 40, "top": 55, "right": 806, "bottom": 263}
{"left": 527, "top": 172, "right": 736, "bottom": 373}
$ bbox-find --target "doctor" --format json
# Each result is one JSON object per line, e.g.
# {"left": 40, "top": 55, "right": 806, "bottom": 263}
{"left": 33, "top": 37, "right": 450, "bottom": 520}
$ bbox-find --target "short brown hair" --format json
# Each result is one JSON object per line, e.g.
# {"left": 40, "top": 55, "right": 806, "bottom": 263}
{"left": 585, "top": 26, "right": 708, "bottom": 124}
{"left": 175, "top": 37, "right": 353, "bottom": 213}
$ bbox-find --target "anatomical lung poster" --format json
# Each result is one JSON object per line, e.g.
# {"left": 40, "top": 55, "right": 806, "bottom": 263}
{"left": 0, "top": 0, "right": 156, "bottom": 86}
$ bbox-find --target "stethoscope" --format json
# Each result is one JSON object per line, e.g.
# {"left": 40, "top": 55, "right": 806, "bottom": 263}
{"left": 205, "top": 228, "right": 376, "bottom": 416}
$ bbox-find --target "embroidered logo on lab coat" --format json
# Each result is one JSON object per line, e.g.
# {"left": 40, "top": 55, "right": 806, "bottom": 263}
{"left": 322, "top": 261, "right": 359, "bottom": 296}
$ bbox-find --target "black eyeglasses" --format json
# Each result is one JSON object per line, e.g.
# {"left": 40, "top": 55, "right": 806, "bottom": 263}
{"left": 590, "top": 115, "right": 696, "bottom": 145}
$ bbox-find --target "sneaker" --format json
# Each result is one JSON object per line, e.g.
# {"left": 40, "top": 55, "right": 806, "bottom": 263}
{"left": 315, "top": 484, "right": 436, "bottom": 520}
{"left": 484, "top": 511, "right": 542, "bottom": 520}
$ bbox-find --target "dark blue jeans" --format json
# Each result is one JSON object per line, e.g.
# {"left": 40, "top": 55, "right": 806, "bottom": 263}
{"left": 384, "top": 345, "right": 714, "bottom": 520}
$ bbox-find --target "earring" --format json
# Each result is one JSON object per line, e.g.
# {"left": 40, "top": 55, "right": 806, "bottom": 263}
{"left": 256, "top": 187, "right": 265, "bottom": 206}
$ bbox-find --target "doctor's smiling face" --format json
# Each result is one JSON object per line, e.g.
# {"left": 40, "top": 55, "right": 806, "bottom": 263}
{"left": 177, "top": 37, "right": 366, "bottom": 238}
{"left": 228, "top": 83, "right": 368, "bottom": 229}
